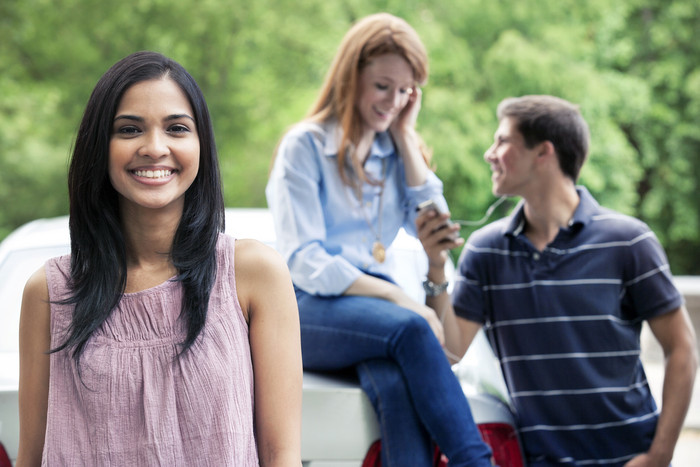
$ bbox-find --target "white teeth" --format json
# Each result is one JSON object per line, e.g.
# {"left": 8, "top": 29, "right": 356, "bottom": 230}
{"left": 134, "top": 169, "right": 173, "bottom": 179}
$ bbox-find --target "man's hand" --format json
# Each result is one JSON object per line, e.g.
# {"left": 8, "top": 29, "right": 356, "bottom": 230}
{"left": 416, "top": 206, "right": 463, "bottom": 269}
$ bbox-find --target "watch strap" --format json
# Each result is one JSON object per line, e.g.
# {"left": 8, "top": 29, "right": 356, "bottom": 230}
{"left": 423, "top": 278, "right": 448, "bottom": 297}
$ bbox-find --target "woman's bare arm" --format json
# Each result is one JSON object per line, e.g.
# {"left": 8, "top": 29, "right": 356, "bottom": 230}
{"left": 17, "top": 267, "right": 51, "bottom": 467}
{"left": 235, "top": 239, "right": 302, "bottom": 466}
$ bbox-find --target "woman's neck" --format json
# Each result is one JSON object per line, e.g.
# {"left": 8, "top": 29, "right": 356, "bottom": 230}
{"left": 119, "top": 205, "right": 182, "bottom": 293}
{"left": 120, "top": 204, "right": 182, "bottom": 268}
{"left": 356, "top": 128, "right": 376, "bottom": 165}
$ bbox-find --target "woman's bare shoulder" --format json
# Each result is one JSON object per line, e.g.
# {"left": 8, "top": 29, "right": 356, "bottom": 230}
{"left": 23, "top": 265, "right": 50, "bottom": 312}
{"left": 234, "top": 238, "right": 287, "bottom": 273}
{"left": 233, "top": 239, "right": 293, "bottom": 312}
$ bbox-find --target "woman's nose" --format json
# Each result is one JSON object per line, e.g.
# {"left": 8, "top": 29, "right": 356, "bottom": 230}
{"left": 139, "top": 131, "right": 169, "bottom": 158}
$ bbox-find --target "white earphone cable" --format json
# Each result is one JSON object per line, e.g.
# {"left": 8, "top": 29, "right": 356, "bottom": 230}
{"left": 453, "top": 196, "right": 509, "bottom": 228}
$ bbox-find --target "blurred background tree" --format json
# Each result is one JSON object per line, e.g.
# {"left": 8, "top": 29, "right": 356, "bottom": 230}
{"left": 1, "top": 0, "right": 698, "bottom": 273}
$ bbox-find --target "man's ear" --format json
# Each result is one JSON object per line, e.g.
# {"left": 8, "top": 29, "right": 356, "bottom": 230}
{"left": 538, "top": 140, "right": 555, "bottom": 158}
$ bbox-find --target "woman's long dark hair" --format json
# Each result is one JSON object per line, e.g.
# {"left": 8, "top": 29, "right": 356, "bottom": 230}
{"left": 53, "top": 51, "right": 225, "bottom": 366}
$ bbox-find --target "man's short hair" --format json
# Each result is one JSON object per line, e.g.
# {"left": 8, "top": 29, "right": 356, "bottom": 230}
{"left": 497, "top": 95, "right": 590, "bottom": 181}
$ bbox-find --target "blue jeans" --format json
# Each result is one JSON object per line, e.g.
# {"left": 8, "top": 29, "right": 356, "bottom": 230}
{"left": 296, "top": 288, "right": 493, "bottom": 467}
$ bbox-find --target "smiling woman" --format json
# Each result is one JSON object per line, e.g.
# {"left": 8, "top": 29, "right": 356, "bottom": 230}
{"left": 16, "top": 51, "right": 302, "bottom": 466}
{"left": 265, "top": 13, "right": 493, "bottom": 467}
{"left": 355, "top": 53, "right": 415, "bottom": 137}
{"left": 108, "top": 78, "right": 200, "bottom": 215}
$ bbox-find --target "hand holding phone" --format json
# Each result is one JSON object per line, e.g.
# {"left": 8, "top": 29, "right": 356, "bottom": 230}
{"left": 416, "top": 199, "right": 459, "bottom": 242}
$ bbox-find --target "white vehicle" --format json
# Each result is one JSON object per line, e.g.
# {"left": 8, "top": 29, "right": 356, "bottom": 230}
{"left": 0, "top": 209, "right": 525, "bottom": 466}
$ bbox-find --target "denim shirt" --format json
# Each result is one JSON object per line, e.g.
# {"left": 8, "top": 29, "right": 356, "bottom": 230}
{"left": 266, "top": 120, "right": 447, "bottom": 296}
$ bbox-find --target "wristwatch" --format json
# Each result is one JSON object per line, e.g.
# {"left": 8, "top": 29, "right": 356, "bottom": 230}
{"left": 422, "top": 278, "right": 449, "bottom": 297}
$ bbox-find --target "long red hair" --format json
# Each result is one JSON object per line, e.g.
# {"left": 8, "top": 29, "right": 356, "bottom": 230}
{"left": 297, "top": 13, "right": 431, "bottom": 185}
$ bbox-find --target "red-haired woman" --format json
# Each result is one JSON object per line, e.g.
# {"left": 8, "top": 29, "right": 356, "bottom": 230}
{"left": 267, "top": 13, "right": 491, "bottom": 466}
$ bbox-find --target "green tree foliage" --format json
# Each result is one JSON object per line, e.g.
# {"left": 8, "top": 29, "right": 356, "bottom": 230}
{"left": 599, "top": 0, "right": 700, "bottom": 274}
{"left": 1, "top": 0, "right": 698, "bottom": 273}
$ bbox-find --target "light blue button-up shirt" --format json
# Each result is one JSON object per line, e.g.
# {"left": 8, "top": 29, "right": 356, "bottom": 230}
{"left": 266, "top": 120, "right": 448, "bottom": 296}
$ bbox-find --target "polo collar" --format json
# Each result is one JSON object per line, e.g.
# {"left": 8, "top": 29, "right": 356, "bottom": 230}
{"left": 504, "top": 186, "right": 600, "bottom": 237}
{"left": 569, "top": 186, "right": 600, "bottom": 226}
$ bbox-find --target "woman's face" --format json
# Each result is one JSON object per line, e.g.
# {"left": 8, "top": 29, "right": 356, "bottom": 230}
{"left": 356, "top": 53, "right": 415, "bottom": 135}
{"left": 109, "top": 78, "right": 200, "bottom": 215}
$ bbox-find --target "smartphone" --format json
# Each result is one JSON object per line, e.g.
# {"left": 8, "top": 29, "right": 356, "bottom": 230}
{"left": 416, "top": 199, "right": 459, "bottom": 241}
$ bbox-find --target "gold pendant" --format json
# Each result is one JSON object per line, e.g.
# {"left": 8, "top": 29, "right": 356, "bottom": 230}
{"left": 372, "top": 241, "right": 386, "bottom": 263}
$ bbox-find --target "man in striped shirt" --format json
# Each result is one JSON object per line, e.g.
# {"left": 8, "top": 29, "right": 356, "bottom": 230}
{"left": 420, "top": 95, "right": 698, "bottom": 466}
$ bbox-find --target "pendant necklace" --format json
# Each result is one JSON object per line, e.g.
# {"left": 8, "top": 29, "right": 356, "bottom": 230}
{"left": 351, "top": 158, "right": 388, "bottom": 263}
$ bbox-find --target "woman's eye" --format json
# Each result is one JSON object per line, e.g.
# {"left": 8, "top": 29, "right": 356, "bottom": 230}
{"left": 375, "top": 83, "right": 389, "bottom": 91}
{"left": 168, "top": 124, "right": 191, "bottom": 134}
{"left": 116, "top": 126, "right": 141, "bottom": 135}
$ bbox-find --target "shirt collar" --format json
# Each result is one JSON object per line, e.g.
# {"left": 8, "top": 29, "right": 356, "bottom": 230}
{"left": 320, "top": 120, "right": 395, "bottom": 159}
{"left": 504, "top": 186, "right": 600, "bottom": 237}
{"left": 569, "top": 186, "right": 599, "bottom": 226}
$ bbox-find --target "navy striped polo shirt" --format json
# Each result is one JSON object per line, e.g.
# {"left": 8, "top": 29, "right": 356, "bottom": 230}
{"left": 453, "top": 187, "right": 683, "bottom": 466}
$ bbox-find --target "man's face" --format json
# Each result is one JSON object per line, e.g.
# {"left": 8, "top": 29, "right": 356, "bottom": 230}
{"left": 483, "top": 117, "right": 540, "bottom": 197}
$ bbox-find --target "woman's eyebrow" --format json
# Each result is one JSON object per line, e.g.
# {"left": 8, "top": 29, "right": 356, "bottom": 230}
{"left": 113, "top": 114, "right": 143, "bottom": 123}
{"left": 373, "top": 74, "right": 414, "bottom": 88}
{"left": 166, "top": 114, "right": 195, "bottom": 122}
{"left": 113, "top": 114, "right": 195, "bottom": 123}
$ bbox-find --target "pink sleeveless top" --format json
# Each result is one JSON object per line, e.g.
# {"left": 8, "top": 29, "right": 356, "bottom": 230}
{"left": 42, "top": 234, "right": 259, "bottom": 466}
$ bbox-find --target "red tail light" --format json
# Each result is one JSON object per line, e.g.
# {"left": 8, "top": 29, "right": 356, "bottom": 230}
{"left": 478, "top": 423, "right": 524, "bottom": 467}
{"left": 361, "top": 440, "right": 382, "bottom": 467}
{"left": 0, "top": 442, "right": 12, "bottom": 467}
{"left": 362, "top": 423, "right": 524, "bottom": 467}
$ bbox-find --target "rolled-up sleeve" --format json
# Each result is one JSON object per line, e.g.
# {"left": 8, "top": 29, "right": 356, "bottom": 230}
{"left": 266, "top": 126, "right": 362, "bottom": 295}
